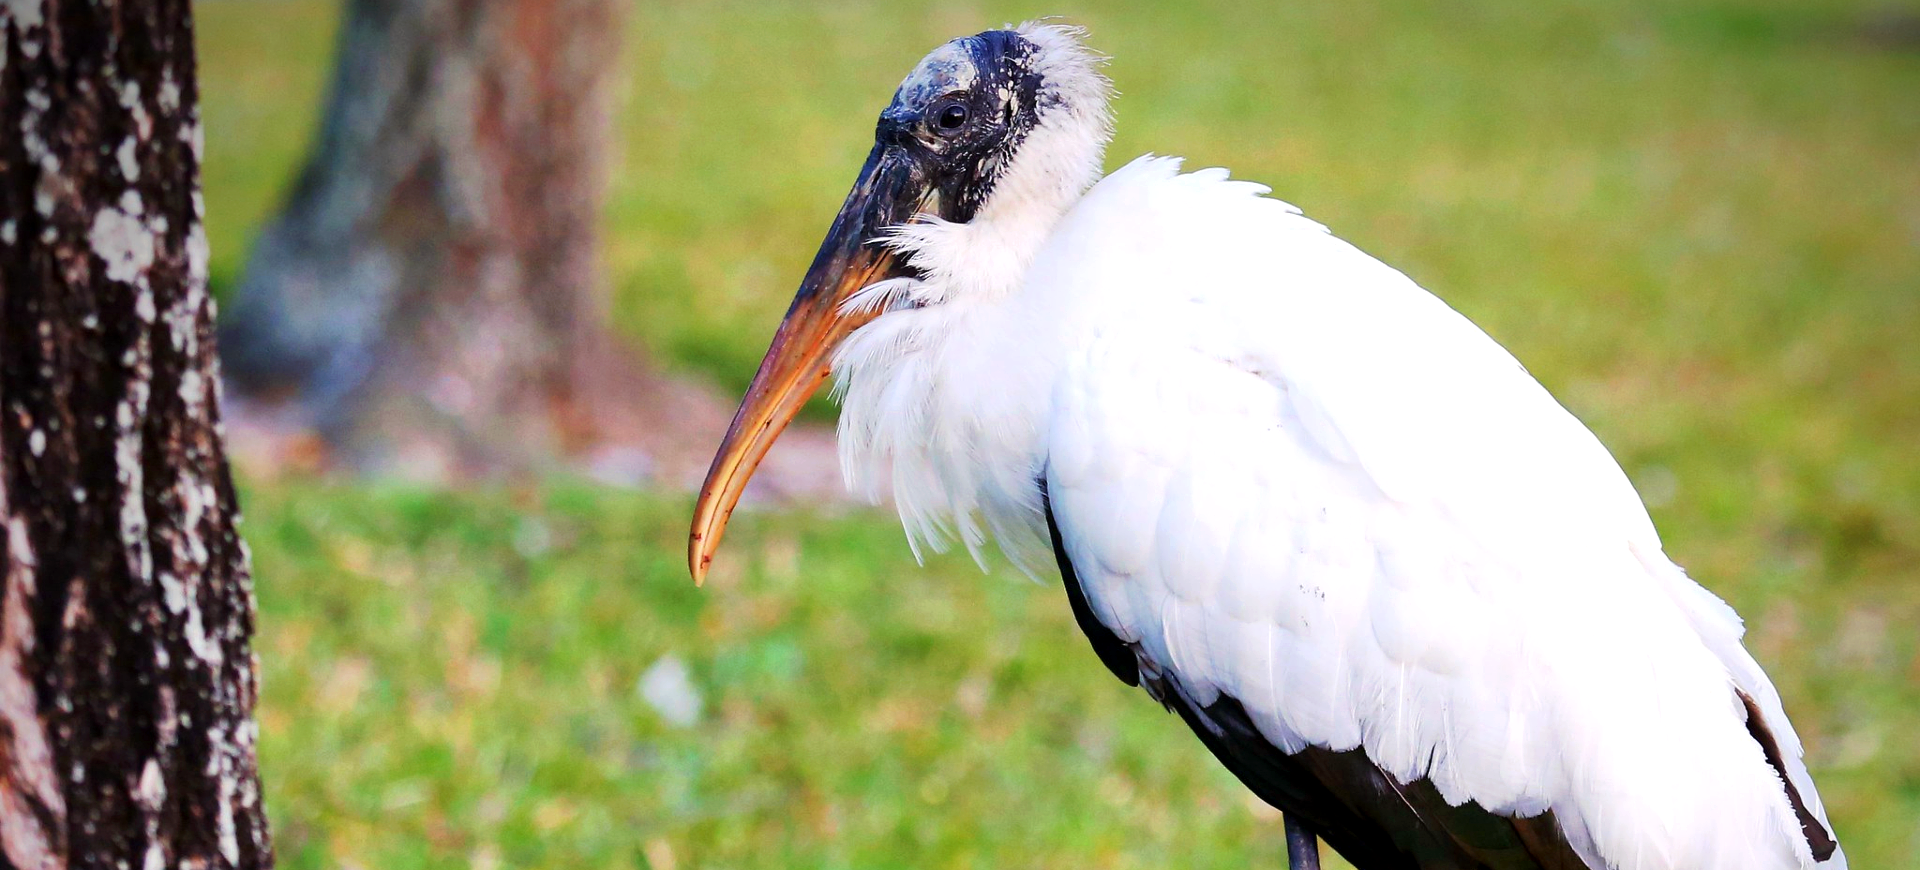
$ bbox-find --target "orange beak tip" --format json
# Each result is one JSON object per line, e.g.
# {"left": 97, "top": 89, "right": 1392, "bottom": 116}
{"left": 688, "top": 535, "right": 710, "bottom": 586}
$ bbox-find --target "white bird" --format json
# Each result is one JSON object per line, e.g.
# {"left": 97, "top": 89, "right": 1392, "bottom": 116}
{"left": 688, "top": 23, "right": 1844, "bottom": 870}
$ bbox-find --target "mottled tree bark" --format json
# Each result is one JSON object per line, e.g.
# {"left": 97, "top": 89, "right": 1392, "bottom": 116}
{"left": 0, "top": 1, "right": 272, "bottom": 868}
{"left": 219, "top": 0, "right": 632, "bottom": 477}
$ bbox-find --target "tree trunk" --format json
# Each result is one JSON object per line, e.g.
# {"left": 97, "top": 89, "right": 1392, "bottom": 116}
{"left": 216, "top": 0, "right": 843, "bottom": 496}
{"left": 0, "top": 2, "right": 273, "bottom": 868}
{"left": 219, "top": 0, "right": 630, "bottom": 477}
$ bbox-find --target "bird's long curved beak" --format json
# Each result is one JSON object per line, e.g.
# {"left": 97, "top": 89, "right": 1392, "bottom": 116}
{"left": 688, "top": 146, "right": 926, "bottom": 584}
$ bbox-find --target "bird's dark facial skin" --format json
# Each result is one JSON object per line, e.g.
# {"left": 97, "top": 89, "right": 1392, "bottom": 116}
{"left": 875, "top": 30, "right": 1046, "bottom": 223}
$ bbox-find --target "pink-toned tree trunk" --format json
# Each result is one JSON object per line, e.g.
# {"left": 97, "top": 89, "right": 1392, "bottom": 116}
{"left": 219, "top": 0, "right": 635, "bottom": 476}
{"left": 217, "top": 0, "right": 841, "bottom": 494}
{"left": 0, "top": 0, "right": 273, "bottom": 867}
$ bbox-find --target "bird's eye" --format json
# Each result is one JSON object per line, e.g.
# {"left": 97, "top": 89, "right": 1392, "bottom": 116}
{"left": 934, "top": 101, "right": 969, "bottom": 133}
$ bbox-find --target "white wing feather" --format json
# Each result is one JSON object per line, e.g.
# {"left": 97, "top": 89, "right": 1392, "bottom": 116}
{"left": 1038, "top": 157, "right": 1842, "bottom": 870}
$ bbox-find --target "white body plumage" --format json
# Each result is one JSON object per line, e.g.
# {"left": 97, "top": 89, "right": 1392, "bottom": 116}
{"left": 692, "top": 23, "right": 1844, "bottom": 870}
{"left": 830, "top": 42, "right": 1840, "bottom": 870}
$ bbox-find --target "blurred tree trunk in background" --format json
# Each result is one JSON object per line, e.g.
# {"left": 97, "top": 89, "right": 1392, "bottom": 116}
{"left": 0, "top": 1, "right": 273, "bottom": 867}
{"left": 221, "top": 0, "right": 841, "bottom": 493}
{"left": 219, "top": 0, "right": 636, "bottom": 477}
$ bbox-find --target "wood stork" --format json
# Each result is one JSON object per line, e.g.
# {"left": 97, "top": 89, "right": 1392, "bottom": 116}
{"left": 687, "top": 23, "right": 1845, "bottom": 870}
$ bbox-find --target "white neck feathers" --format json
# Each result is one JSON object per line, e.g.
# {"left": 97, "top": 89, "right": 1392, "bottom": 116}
{"left": 833, "top": 24, "right": 1113, "bottom": 572}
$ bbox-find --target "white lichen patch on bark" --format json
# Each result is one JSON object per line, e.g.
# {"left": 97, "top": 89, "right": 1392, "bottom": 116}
{"left": 164, "top": 223, "right": 209, "bottom": 358}
{"left": 117, "top": 81, "right": 153, "bottom": 141}
{"left": 178, "top": 369, "right": 206, "bottom": 411}
{"left": 183, "top": 119, "right": 204, "bottom": 162}
{"left": 21, "top": 88, "right": 56, "bottom": 173}
{"left": 1, "top": 0, "right": 45, "bottom": 59}
{"left": 117, "top": 136, "right": 140, "bottom": 182}
{"left": 136, "top": 758, "right": 166, "bottom": 870}
{"left": 135, "top": 759, "right": 165, "bottom": 809}
{"left": 158, "top": 66, "right": 181, "bottom": 113}
{"left": 0, "top": 0, "right": 45, "bottom": 30}
{"left": 21, "top": 86, "right": 67, "bottom": 222}
{"left": 157, "top": 571, "right": 187, "bottom": 614}
{"left": 115, "top": 379, "right": 154, "bottom": 585}
{"left": 182, "top": 482, "right": 212, "bottom": 564}
{"left": 187, "top": 222, "right": 210, "bottom": 282}
{"left": 164, "top": 282, "right": 200, "bottom": 351}
{"left": 204, "top": 724, "right": 241, "bottom": 865}
{"left": 183, "top": 604, "right": 221, "bottom": 668}
{"left": 218, "top": 788, "right": 240, "bottom": 865}
{"left": 89, "top": 202, "right": 159, "bottom": 286}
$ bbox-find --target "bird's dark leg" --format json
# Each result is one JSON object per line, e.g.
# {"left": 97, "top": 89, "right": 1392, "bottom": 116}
{"left": 1284, "top": 813, "right": 1321, "bottom": 870}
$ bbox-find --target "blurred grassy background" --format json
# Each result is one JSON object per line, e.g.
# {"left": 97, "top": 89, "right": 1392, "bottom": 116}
{"left": 197, "top": 0, "right": 1919, "bottom": 867}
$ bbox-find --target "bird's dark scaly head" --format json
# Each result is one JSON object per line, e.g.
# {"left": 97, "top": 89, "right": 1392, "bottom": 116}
{"left": 690, "top": 24, "right": 1110, "bottom": 583}
{"left": 877, "top": 30, "right": 1048, "bottom": 223}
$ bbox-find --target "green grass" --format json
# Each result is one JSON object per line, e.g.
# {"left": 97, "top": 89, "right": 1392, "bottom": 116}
{"left": 196, "top": 0, "right": 1920, "bottom": 866}
{"left": 247, "top": 483, "right": 1304, "bottom": 868}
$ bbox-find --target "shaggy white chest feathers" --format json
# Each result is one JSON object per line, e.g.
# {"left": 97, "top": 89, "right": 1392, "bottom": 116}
{"left": 831, "top": 219, "right": 1066, "bottom": 573}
